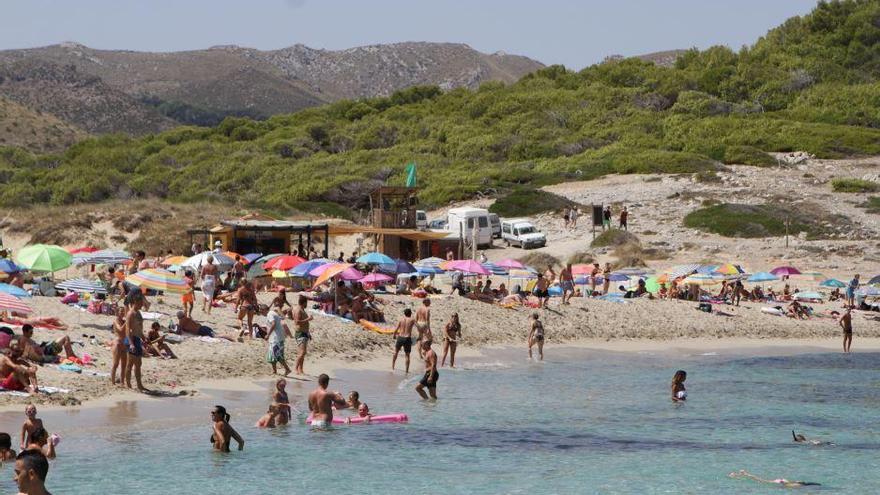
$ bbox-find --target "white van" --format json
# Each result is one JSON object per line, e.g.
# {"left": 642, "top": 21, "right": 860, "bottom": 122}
{"left": 445, "top": 207, "right": 492, "bottom": 248}
{"left": 416, "top": 210, "right": 427, "bottom": 230}
{"left": 501, "top": 218, "right": 546, "bottom": 249}
{"left": 489, "top": 213, "right": 501, "bottom": 239}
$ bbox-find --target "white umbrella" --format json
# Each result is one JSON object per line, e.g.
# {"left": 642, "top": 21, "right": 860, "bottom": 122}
{"left": 55, "top": 278, "right": 107, "bottom": 294}
{"left": 74, "top": 249, "right": 131, "bottom": 266}
{"left": 182, "top": 251, "right": 235, "bottom": 272}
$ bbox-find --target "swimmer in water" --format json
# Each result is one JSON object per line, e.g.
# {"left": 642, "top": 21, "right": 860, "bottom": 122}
{"left": 729, "top": 470, "right": 820, "bottom": 488}
{"left": 792, "top": 430, "right": 832, "bottom": 446}
{"left": 671, "top": 370, "right": 687, "bottom": 402}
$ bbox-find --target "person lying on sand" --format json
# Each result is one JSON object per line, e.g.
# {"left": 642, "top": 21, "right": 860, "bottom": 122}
{"left": 175, "top": 311, "right": 235, "bottom": 341}
{"left": 728, "top": 470, "right": 820, "bottom": 488}
{"left": 19, "top": 325, "right": 78, "bottom": 363}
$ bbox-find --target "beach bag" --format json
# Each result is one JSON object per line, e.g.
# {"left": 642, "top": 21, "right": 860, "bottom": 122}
{"left": 698, "top": 302, "right": 712, "bottom": 313}
{"left": 61, "top": 292, "right": 79, "bottom": 304}
{"left": 87, "top": 299, "right": 103, "bottom": 314}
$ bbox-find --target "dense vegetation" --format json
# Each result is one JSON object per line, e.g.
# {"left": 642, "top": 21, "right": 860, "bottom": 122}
{"left": 2, "top": 0, "right": 880, "bottom": 214}
{"left": 488, "top": 189, "right": 578, "bottom": 217}
{"left": 832, "top": 177, "right": 880, "bottom": 192}
{"left": 683, "top": 203, "right": 850, "bottom": 239}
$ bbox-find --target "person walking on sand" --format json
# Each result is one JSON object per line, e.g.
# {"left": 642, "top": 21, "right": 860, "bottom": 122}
{"left": 182, "top": 270, "right": 195, "bottom": 318}
{"left": 13, "top": 449, "right": 52, "bottom": 495}
{"left": 200, "top": 255, "right": 218, "bottom": 314}
{"left": 441, "top": 313, "right": 461, "bottom": 368}
{"left": 263, "top": 303, "right": 293, "bottom": 376}
{"left": 291, "top": 295, "right": 313, "bottom": 376}
{"left": 602, "top": 262, "right": 612, "bottom": 295}
{"left": 846, "top": 274, "right": 860, "bottom": 308}
{"left": 589, "top": 263, "right": 600, "bottom": 295}
{"left": 602, "top": 206, "right": 612, "bottom": 231}
{"left": 308, "top": 374, "right": 346, "bottom": 427}
{"left": 210, "top": 405, "right": 244, "bottom": 452}
{"left": 527, "top": 313, "right": 545, "bottom": 360}
{"left": 415, "top": 299, "right": 432, "bottom": 359}
{"left": 840, "top": 307, "right": 853, "bottom": 353}
{"left": 562, "top": 206, "right": 570, "bottom": 229}
{"left": 560, "top": 263, "right": 574, "bottom": 304}
{"left": 533, "top": 274, "right": 550, "bottom": 309}
{"left": 619, "top": 206, "right": 628, "bottom": 230}
{"left": 392, "top": 308, "right": 416, "bottom": 373}
{"left": 123, "top": 288, "right": 148, "bottom": 393}
{"left": 569, "top": 206, "right": 579, "bottom": 229}
{"left": 671, "top": 370, "right": 687, "bottom": 402}
{"left": 415, "top": 340, "right": 439, "bottom": 400}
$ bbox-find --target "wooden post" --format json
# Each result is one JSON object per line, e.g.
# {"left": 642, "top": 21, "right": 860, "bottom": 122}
{"left": 784, "top": 217, "right": 790, "bottom": 249}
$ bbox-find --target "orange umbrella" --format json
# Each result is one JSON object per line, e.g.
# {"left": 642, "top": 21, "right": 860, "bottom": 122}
{"left": 160, "top": 255, "right": 188, "bottom": 267}
{"left": 224, "top": 251, "right": 249, "bottom": 264}
{"left": 311, "top": 263, "right": 353, "bottom": 289}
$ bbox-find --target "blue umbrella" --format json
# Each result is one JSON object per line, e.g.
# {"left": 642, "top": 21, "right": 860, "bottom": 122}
{"left": 379, "top": 259, "right": 416, "bottom": 275}
{"left": 243, "top": 253, "right": 263, "bottom": 263}
{"left": 0, "top": 260, "right": 21, "bottom": 274}
{"left": 606, "top": 273, "right": 631, "bottom": 282}
{"left": 482, "top": 262, "right": 509, "bottom": 275}
{"left": 819, "top": 278, "right": 846, "bottom": 288}
{"left": 415, "top": 265, "right": 444, "bottom": 275}
{"left": 0, "top": 283, "right": 29, "bottom": 298}
{"left": 357, "top": 252, "right": 394, "bottom": 265}
{"left": 289, "top": 259, "right": 330, "bottom": 277}
{"left": 857, "top": 286, "right": 880, "bottom": 296}
{"left": 696, "top": 265, "right": 718, "bottom": 275}
{"left": 748, "top": 272, "right": 778, "bottom": 283}
{"left": 794, "top": 291, "right": 824, "bottom": 301}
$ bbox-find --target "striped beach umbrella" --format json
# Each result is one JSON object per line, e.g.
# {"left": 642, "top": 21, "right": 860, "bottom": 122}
{"left": 712, "top": 264, "right": 746, "bottom": 276}
{"left": 126, "top": 268, "right": 188, "bottom": 294}
{"left": 682, "top": 274, "right": 724, "bottom": 286}
{"left": 615, "top": 267, "right": 651, "bottom": 276}
{"left": 55, "top": 278, "right": 107, "bottom": 294}
{"left": 0, "top": 293, "right": 32, "bottom": 314}
{"left": 481, "top": 262, "right": 509, "bottom": 275}
{"left": 182, "top": 252, "right": 234, "bottom": 271}
{"left": 264, "top": 255, "right": 307, "bottom": 271}
{"left": 663, "top": 264, "right": 701, "bottom": 279}
{"left": 496, "top": 259, "right": 525, "bottom": 270}
{"left": 75, "top": 249, "right": 132, "bottom": 266}
{"left": 0, "top": 283, "right": 30, "bottom": 298}
{"left": 160, "top": 256, "right": 189, "bottom": 267}
{"left": 17, "top": 244, "right": 72, "bottom": 272}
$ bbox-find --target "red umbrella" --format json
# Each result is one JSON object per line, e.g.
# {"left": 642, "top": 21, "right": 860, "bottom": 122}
{"left": 0, "top": 293, "right": 32, "bottom": 314}
{"left": 68, "top": 246, "right": 99, "bottom": 254}
{"left": 264, "top": 255, "right": 307, "bottom": 271}
{"left": 770, "top": 266, "right": 801, "bottom": 276}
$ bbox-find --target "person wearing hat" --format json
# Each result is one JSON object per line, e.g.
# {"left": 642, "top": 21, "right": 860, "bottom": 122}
{"left": 213, "top": 240, "right": 223, "bottom": 254}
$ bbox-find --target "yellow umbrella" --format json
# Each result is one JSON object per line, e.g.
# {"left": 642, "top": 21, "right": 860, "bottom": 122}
{"left": 272, "top": 270, "right": 290, "bottom": 279}
{"left": 682, "top": 274, "right": 723, "bottom": 286}
{"left": 160, "top": 255, "right": 189, "bottom": 267}
{"left": 311, "top": 263, "right": 353, "bottom": 289}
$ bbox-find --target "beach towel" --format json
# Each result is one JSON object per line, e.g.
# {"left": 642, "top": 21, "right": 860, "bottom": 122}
{"left": 358, "top": 319, "right": 395, "bottom": 335}
{"left": 0, "top": 386, "right": 70, "bottom": 397}
{"left": 139, "top": 311, "right": 166, "bottom": 321}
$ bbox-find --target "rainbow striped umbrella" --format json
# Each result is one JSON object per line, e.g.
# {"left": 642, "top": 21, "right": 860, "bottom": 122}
{"left": 0, "top": 292, "right": 32, "bottom": 314}
{"left": 126, "top": 268, "right": 188, "bottom": 294}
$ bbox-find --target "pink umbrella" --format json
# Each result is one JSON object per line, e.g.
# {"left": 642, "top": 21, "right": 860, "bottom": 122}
{"left": 310, "top": 262, "right": 344, "bottom": 277}
{"left": 338, "top": 267, "right": 365, "bottom": 281}
{"left": 770, "top": 266, "right": 801, "bottom": 276}
{"left": 445, "top": 259, "right": 490, "bottom": 276}
{"left": 359, "top": 273, "right": 393, "bottom": 284}
{"left": 495, "top": 259, "right": 525, "bottom": 270}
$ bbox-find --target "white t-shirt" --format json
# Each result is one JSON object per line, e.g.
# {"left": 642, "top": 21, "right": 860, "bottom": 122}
{"left": 266, "top": 310, "right": 285, "bottom": 344}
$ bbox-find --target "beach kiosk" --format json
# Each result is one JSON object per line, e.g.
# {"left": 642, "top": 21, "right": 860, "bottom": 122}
{"left": 205, "top": 213, "right": 330, "bottom": 256}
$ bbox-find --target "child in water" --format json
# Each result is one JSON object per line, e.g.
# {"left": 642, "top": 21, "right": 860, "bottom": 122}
{"left": 20, "top": 404, "right": 44, "bottom": 451}
{"left": 273, "top": 378, "right": 291, "bottom": 425}
{"left": 671, "top": 370, "right": 687, "bottom": 402}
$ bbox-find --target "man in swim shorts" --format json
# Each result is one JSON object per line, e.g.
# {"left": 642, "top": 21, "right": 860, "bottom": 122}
{"left": 292, "top": 295, "right": 313, "bottom": 375}
{"left": 19, "top": 325, "right": 78, "bottom": 363}
{"left": 415, "top": 299, "right": 432, "bottom": 358}
{"left": 840, "top": 307, "right": 853, "bottom": 353}
{"left": 123, "top": 288, "right": 148, "bottom": 392}
{"left": 415, "top": 340, "right": 439, "bottom": 400}
{"left": 392, "top": 308, "right": 416, "bottom": 373}
{"left": 307, "top": 373, "right": 346, "bottom": 428}
{"left": 560, "top": 263, "right": 574, "bottom": 305}
{"left": 0, "top": 340, "right": 38, "bottom": 394}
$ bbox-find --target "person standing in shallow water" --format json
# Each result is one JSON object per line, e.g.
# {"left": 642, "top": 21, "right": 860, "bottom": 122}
{"left": 671, "top": 370, "right": 687, "bottom": 402}
{"left": 415, "top": 340, "right": 439, "bottom": 400}
{"left": 839, "top": 307, "right": 853, "bottom": 353}
{"left": 527, "top": 313, "right": 544, "bottom": 360}
{"left": 211, "top": 405, "right": 243, "bottom": 452}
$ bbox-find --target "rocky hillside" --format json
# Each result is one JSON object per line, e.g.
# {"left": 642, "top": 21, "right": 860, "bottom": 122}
{"left": 0, "top": 42, "right": 543, "bottom": 132}
{"left": 0, "top": 95, "right": 86, "bottom": 153}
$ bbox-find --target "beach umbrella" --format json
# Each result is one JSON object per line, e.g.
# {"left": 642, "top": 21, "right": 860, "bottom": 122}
{"left": 223, "top": 251, "right": 248, "bottom": 263}
{"left": 496, "top": 259, "right": 525, "bottom": 270}
{"left": 75, "top": 249, "right": 131, "bottom": 266}
{"left": 509, "top": 269, "right": 537, "bottom": 279}
{"left": 243, "top": 253, "right": 263, "bottom": 263}
{"left": 794, "top": 291, "right": 824, "bottom": 301}
{"left": 663, "top": 264, "right": 701, "bottom": 279}
{"left": 17, "top": 244, "right": 72, "bottom": 272}
{"left": 271, "top": 270, "right": 290, "bottom": 279}
{"left": 357, "top": 252, "right": 394, "bottom": 265}
{"left": 0, "top": 283, "right": 30, "bottom": 298}
{"left": 264, "top": 255, "right": 307, "bottom": 271}
{"left": 68, "top": 246, "right": 99, "bottom": 255}
{"left": 338, "top": 267, "right": 365, "bottom": 281}
{"left": 748, "top": 272, "right": 779, "bottom": 283}
{"left": 696, "top": 265, "right": 718, "bottom": 275}
{"left": 444, "top": 259, "right": 490, "bottom": 276}
{"left": 607, "top": 272, "right": 633, "bottom": 282}
{"left": 414, "top": 264, "right": 444, "bottom": 275}
{"left": 126, "top": 268, "right": 188, "bottom": 294}
{"left": 819, "top": 278, "right": 846, "bottom": 288}
{"left": 359, "top": 273, "right": 393, "bottom": 284}
{"left": 857, "top": 286, "right": 880, "bottom": 297}
{"left": 481, "top": 262, "right": 509, "bottom": 276}
{"left": 615, "top": 267, "right": 650, "bottom": 276}
{"left": 571, "top": 264, "right": 593, "bottom": 275}
{"left": 644, "top": 277, "right": 661, "bottom": 293}
{"left": 712, "top": 264, "right": 746, "bottom": 276}
{"left": 379, "top": 259, "right": 416, "bottom": 275}
{"left": 55, "top": 278, "right": 107, "bottom": 294}
{"left": 289, "top": 259, "right": 330, "bottom": 278}
{"left": 682, "top": 274, "right": 723, "bottom": 286}
{"left": 415, "top": 257, "right": 444, "bottom": 267}
{"left": 182, "top": 252, "right": 235, "bottom": 271}
{"left": 0, "top": 293, "right": 32, "bottom": 314}
{"left": 159, "top": 255, "right": 189, "bottom": 267}
{"left": 771, "top": 266, "right": 801, "bottom": 276}
{"left": 0, "top": 260, "right": 21, "bottom": 274}
{"left": 310, "top": 262, "right": 346, "bottom": 277}
{"left": 311, "top": 263, "right": 354, "bottom": 288}
{"left": 866, "top": 275, "right": 880, "bottom": 286}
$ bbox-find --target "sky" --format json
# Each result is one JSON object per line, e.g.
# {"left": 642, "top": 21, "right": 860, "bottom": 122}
{"left": 1, "top": 0, "right": 820, "bottom": 69}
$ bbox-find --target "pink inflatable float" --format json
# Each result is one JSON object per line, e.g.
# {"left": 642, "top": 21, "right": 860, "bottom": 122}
{"left": 307, "top": 413, "right": 408, "bottom": 425}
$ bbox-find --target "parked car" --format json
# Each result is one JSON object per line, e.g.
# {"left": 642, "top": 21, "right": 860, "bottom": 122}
{"left": 428, "top": 219, "right": 447, "bottom": 229}
{"left": 416, "top": 210, "right": 428, "bottom": 230}
{"left": 489, "top": 213, "right": 501, "bottom": 239}
{"left": 500, "top": 218, "right": 546, "bottom": 249}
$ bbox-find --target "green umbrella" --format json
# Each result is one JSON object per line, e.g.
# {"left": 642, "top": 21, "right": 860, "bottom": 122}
{"left": 16, "top": 244, "right": 72, "bottom": 272}
{"left": 644, "top": 276, "right": 660, "bottom": 293}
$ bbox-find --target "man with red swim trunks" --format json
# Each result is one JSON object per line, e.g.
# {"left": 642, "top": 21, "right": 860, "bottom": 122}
{"left": 0, "top": 339, "right": 38, "bottom": 394}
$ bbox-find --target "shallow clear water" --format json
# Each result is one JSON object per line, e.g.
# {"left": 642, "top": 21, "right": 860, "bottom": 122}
{"left": 4, "top": 347, "right": 880, "bottom": 494}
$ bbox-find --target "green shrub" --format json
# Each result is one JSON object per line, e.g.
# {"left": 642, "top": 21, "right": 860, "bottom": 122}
{"left": 831, "top": 178, "right": 879, "bottom": 192}
{"left": 683, "top": 203, "right": 844, "bottom": 239}
{"left": 860, "top": 196, "right": 880, "bottom": 213}
{"left": 722, "top": 145, "right": 777, "bottom": 166}
{"left": 488, "top": 188, "right": 577, "bottom": 217}
{"left": 591, "top": 229, "right": 639, "bottom": 248}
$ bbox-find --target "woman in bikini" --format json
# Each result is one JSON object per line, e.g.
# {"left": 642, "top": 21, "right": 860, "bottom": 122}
{"left": 110, "top": 306, "right": 128, "bottom": 387}
{"left": 671, "top": 370, "right": 687, "bottom": 402}
{"left": 440, "top": 313, "right": 461, "bottom": 368}
{"left": 235, "top": 281, "right": 259, "bottom": 338}
{"left": 210, "top": 405, "right": 244, "bottom": 452}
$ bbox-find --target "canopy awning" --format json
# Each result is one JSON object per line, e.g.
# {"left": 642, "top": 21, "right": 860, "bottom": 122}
{"left": 328, "top": 225, "right": 453, "bottom": 242}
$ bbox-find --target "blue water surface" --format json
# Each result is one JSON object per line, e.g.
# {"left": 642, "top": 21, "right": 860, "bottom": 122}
{"left": 1, "top": 347, "right": 879, "bottom": 494}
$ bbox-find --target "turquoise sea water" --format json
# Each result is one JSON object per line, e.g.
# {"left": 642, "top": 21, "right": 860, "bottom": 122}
{"left": 2, "top": 346, "right": 879, "bottom": 494}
